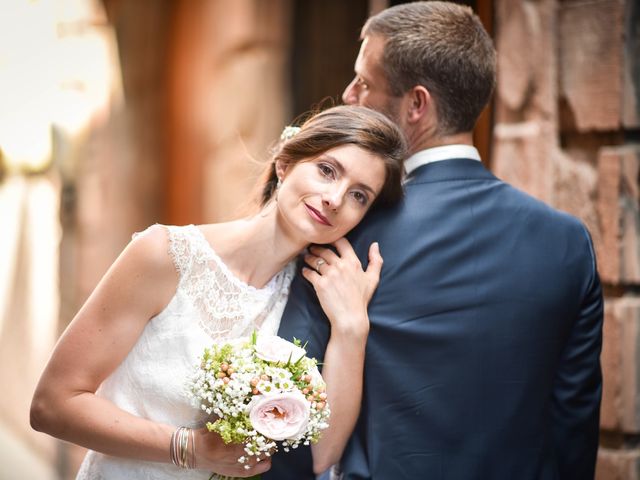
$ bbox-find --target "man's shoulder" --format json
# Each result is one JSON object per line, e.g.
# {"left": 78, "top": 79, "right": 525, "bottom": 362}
{"left": 498, "top": 181, "right": 588, "bottom": 231}
{"left": 356, "top": 172, "right": 590, "bottom": 239}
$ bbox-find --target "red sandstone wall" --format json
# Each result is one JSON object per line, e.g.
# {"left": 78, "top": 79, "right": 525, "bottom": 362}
{"left": 494, "top": 0, "right": 640, "bottom": 476}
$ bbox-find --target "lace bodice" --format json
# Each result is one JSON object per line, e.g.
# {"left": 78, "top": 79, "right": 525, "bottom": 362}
{"left": 76, "top": 224, "right": 296, "bottom": 480}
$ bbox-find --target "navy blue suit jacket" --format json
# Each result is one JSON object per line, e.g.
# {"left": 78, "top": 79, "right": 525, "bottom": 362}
{"left": 265, "top": 158, "right": 603, "bottom": 480}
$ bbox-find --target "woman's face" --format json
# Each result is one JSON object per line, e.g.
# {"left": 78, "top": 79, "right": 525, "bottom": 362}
{"left": 276, "top": 144, "right": 387, "bottom": 245}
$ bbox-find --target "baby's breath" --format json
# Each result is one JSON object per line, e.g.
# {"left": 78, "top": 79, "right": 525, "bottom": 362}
{"left": 188, "top": 334, "right": 331, "bottom": 462}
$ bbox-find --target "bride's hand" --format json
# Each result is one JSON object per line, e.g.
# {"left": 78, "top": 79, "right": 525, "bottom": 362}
{"left": 194, "top": 427, "right": 271, "bottom": 477}
{"left": 304, "top": 238, "right": 382, "bottom": 470}
{"left": 302, "top": 238, "right": 383, "bottom": 338}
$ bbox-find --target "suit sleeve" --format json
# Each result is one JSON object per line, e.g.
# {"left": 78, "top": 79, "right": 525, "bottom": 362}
{"left": 551, "top": 225, "right": 604, "bottom": 479}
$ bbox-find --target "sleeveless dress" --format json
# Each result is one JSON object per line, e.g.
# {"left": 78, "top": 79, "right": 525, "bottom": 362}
{"left": 75, "top": 224, "right": 296, "bottom": 479}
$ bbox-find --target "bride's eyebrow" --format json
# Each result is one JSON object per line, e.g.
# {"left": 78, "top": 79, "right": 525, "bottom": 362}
{"left": 320, "top": 154, "right": 376, "bottom": 196}
{"left": 318, "top": 154, "right": 344, "bottom": 173}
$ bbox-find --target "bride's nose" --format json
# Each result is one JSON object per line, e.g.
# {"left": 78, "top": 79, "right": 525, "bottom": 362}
{"left": 322, "top": 186, "right": 346, "bottom": 211}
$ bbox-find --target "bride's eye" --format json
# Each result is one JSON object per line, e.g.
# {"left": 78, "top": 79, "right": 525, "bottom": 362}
{"left": 318, "top": 163, "right": 336, "bottom": 179}
{"left": 351, "top": 190, "right": 369, "bottom": 206}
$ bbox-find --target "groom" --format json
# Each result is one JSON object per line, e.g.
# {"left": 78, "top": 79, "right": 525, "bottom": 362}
{"left": 271, "top": 2, "right": 603, "bottom": 479}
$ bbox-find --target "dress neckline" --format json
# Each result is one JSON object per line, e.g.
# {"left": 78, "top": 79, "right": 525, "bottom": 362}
{"left": 188, "top": 224, "right": 285, "bottom": 294}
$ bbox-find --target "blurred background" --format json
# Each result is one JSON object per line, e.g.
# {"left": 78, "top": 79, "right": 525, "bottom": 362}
{"left": 0, "top": 0, "right": 637, "bottom": 478}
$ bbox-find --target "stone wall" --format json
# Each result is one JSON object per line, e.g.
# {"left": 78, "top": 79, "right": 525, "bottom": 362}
{"left": 493, "top": 0, "right": 640, "bottom": 477}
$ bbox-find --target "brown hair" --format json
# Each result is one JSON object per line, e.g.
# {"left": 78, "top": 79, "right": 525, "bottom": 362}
{"left": 363, "top": 1, "right": 496, "bottom": 135}
{"left": 260, "top": 105, "right": 406, "bottom": 207}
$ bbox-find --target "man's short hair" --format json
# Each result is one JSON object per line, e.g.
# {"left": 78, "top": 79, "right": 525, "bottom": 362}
{"left": 363, "top": 1, "right": 496, "bottom": 135}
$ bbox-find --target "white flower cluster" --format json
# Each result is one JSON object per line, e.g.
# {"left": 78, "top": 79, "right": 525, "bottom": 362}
{"left": 280, "top": 125, "right": 301, "bottom": 142}
{"left": 188, "top": 334, "right": 330, "bottom": 465}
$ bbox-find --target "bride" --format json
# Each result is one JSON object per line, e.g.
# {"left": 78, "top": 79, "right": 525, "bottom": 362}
{"left": 30, "top": 105, "right": 406, "bottom": 479}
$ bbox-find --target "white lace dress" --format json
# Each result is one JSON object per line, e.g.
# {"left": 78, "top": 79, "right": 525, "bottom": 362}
{"left": 75, "top": 224, "right": 296, "bottom": 479}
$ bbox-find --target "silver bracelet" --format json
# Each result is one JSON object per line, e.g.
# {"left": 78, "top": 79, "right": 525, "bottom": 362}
{"left": 169, "top": 426, "right": 196, "bottom": 469}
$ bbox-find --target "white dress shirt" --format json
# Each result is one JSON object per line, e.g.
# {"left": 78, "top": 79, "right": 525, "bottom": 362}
{"left": 404, "top": 144, "right": 481, "bottom": 177}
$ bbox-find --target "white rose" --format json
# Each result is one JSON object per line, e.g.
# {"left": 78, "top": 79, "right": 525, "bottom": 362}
{"left": 255, "top": 335, "right": 307, "bottom": 364}
{"left": 248, "top": 390, "right": 310, "bottom": 441}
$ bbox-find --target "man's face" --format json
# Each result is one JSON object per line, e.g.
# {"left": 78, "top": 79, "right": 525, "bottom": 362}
{"left": 342, "top": 35, "right": 402, "bottom": 123}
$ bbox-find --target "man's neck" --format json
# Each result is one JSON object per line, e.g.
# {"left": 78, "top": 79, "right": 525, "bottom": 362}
{"left": 409, "top": 131, "right": 474, "bottom": 155}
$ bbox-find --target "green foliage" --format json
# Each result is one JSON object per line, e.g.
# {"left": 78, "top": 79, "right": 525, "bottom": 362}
{"left": 201, "top": 344, "right": 235, "bottom": 372}
{"left": 206, "top": 416, "right": 253, "bottom": 444}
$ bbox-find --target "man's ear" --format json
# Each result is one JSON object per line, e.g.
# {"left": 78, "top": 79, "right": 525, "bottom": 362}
{"left": 406, "top": 85, "right": 431, "bottom": 124}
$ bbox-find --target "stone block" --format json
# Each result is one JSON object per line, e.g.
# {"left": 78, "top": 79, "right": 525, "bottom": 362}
{"left": 495, "top": 0, "right": 555, "bottom": 118}
{"left": 495, "top": 0, "right": 535, "bottom": 112}
{"left": 550, "top": 147, "right": 599, "bottom": 239}
{"left": 601, "top": 299, "right": 623, "bottom": 431}
{"left": 559, "top": 0, "right": 624, "bottom": 131}
{"left": 492, "top": 120, "right": 554, "bottom": 204}
{"left": 596, "top": 447, "right": 640, "bottom": 480}
{"left": 623, "top": 0, "right": 639, "bottom": 128}
{"left": 600, "top": 296, "right": 640, "bottom": 433}
{"left": 596, "top": 146, "right": 640, "bottom": 285}
{"left": 493, "top": 0, "right": 559, "bottom": 204}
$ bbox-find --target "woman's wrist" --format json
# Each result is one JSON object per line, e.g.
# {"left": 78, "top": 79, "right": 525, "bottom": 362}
{"left": 169, "top": 426, "right": 196, "bottom": 469}
{"left": 328, "top": 314, "right": 369, "bottom": 343}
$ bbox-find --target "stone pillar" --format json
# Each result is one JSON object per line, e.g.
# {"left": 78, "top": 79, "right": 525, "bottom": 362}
{"left": 165, "top": 0, "right": 292, "bottom": 225}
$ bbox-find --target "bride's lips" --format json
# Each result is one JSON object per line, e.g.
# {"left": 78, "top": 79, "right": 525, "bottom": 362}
{"left": 304, "top": 203, "right": 332, "bottom": 226}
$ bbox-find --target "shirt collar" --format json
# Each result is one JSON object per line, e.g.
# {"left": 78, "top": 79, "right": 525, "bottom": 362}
{"left": 404, "top": 145, "right": 481, "bottom": 176}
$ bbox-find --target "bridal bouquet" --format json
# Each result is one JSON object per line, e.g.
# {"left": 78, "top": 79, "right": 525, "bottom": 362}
{"left": 188, "top": 332, "right": 330, "bottom": 470}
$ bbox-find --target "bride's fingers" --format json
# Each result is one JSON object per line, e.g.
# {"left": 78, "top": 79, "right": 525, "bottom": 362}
{"left": 331, "top": 237, "right": 359, "bottom": 262}
{"left": 308, "top": 245, "right": 340, "bottom": 264}
{"left": 304, "top": 254, "right": 329, "bottom": 273}
{"left": 365, "top": 242, "right": 383, "bottom": 282}
{"left": 245, "top": 456, "right": 271, "bottom": 474}
{"left": 302, "top": 264, "right": 320, "bottom": 279}
{"left": 221, "top": 454, "right": 270, "bottom": 477}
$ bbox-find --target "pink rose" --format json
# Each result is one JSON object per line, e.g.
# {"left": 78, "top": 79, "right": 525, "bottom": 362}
{"left": 255, "top": 335, "right": 307, "bottom": 364}
{"left": 249, "top": 391, "right": 310, "bottom": 441}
